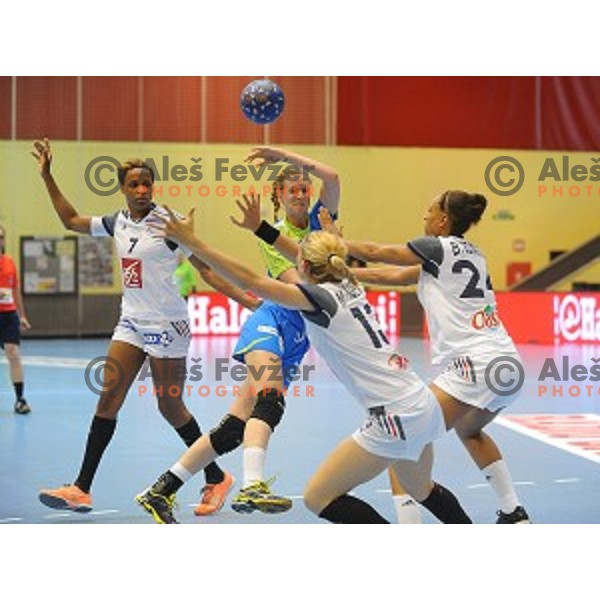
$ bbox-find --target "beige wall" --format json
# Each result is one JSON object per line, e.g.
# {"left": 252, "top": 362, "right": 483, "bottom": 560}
{"left": 2, "top": 141, "right": 599, "bottom": 294}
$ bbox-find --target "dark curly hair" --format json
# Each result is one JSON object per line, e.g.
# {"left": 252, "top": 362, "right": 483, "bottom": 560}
{"left": 438, "top": 190, "right": 488, "bottom": 236}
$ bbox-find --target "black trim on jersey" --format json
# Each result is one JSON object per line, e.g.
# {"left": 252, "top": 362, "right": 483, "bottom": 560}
{"left": 407, "top": 237, "right": 443, "bottom": 278}
{"left": 165, "top": 239, "right": 179, "bottom": 252}
{"left": 297, "top": 283, "right": 338, "bottom": 328}
{"left": 101, "top": 211, "right": 119, "bottom": 237}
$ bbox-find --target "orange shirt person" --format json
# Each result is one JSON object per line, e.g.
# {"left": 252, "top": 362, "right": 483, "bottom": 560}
{"left": 0, "top": 224, "right": 32, "bottom": 414}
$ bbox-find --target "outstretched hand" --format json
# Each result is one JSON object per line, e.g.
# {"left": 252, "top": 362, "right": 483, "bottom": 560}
{"left": 318, "top": 206, "right": 343, "bottom": 237}
{"left": 31, "top": 138, "right": 52, "bottom": 177}
{"left": 230, "top": 193, "right": 262, "bottom": 231}
{"left": 244, "top": 146, "right": 286, "bottom": 166}
{"left": 149, "top": 205, "right": 196, "bottom": 244}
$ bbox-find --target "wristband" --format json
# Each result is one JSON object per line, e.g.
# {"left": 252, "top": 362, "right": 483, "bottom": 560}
{"left": 254, "top": 220, "right": 281, "bottom": 245}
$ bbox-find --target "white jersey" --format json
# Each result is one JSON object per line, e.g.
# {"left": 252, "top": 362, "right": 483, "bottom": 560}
{"left": 90, "top": 204, "right": 191, "bottom": 322}
{"left": 408, "top": 235, "right": 517, "bottom": 365}
{"left": 298, "top": 280, "right": 427, "bottom": 410}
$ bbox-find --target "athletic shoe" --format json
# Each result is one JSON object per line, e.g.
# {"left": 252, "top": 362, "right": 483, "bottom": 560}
{"left": 496, "top": 506, "right": 531, "bottom": 524}
{"left": 135, "top": 489, "right": 178, "bottom": 524}
{"left": 231, "top": 478, "right": 292, "bottom": 514}
{"left": 14, "top": 399, "right": 31, "bottom": 415}
{"left": 39, "top": 484, "right": 93, "bottom": 513}
{"left": 194, "top": 472, "right": 235, "bottom": 516}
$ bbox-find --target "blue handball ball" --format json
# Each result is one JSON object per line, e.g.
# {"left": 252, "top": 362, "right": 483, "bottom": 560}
{"left": 240, "top": 79, "right": 285, "bottom": 125}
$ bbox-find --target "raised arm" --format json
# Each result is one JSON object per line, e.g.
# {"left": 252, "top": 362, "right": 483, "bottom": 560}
{"left": 353, "top": 266, "right": 421, "bottom": 287}
{"left": 245, "top": 146, "right": 340, "bottom": 214}
{"left": 154, "top": 207, "right": 314, "bottom": 312}
{"left": 230, "top": 193, "right": 299, "bottom": 263}
{"left": 317, "top": 206, "right": 422, "bottom": 266}
{"left": 31, "top": 138, "right": 92, "bottom": 234}
{"left": 188, "top": 255, "right": 263, "bottom": 312}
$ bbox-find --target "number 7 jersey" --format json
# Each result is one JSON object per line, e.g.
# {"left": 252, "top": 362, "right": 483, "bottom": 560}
{"left": 89, "top": 205, "right": 191, "bottom": 322}
{"left": 407, "top": 235, "right": 517, "bottom": 365}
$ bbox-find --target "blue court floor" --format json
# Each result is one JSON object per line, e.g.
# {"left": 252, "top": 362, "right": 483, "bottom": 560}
{"left": 1, "top": 337, "right": 599, "bottom": 524}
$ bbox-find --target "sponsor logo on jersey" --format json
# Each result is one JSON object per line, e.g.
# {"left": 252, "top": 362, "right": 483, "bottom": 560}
{"left": 143, "top": 330, "right": 175, "bottom": 347}
{"left": 122, "top": 258, "right": 142, "bottom": 288}
{"left": 387, "top": 353, "right": 409, "bottom": 370}
{"left": 471, "top": 304, "right": 500, "bottom": 330}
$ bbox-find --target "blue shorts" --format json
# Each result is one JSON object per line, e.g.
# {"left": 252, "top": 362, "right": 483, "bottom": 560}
{"left": 233, "top": 301, "right": 310, "bottom": 388}
{"left": 0, "top": 311, "right": 20, "bottom": 347}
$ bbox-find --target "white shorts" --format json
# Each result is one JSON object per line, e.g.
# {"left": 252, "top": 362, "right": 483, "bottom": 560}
{"left": 433, "top": 351, "right": 523, "bottom": 413}
{"left": 112, "top": 316, "right": 191, "bottom": 359}
{"left": 352, "top": 387, "right": 446, "bottom": 461}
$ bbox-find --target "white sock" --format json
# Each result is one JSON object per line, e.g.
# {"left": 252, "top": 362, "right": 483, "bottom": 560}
{"left": 243, "top": 447, "right": 266, "bottom": 488}
{"left": 170, "top": 461, "right": 193, "bottom": 483}
{"left": 393, "top": 494, "right": 422, "bottom": 524}
{"left": 483, "top": 459, "right": 520, "bottom": 513}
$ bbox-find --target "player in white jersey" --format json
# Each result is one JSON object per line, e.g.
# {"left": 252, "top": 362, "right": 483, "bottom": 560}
{"left": 328, "top": 190, "right": 530, "bottom": 523}
{"left": 136, "top": 210, "right": 471, "bottom": 524}
{"left": 31, "top": 138, "right": 259, "bottom": 516}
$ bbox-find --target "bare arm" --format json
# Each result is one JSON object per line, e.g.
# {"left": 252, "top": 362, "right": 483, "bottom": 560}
{"left": 230, "top": 193, "right": 300, "bottom": 263}
{"left": 155, "top": 208, "right": 314, "bottom": 312}
{"left": 246, "top": 146, "right": 340, "bottom": 214}
{"left": 31, "top": 139, "right": 92, "bottom": 234}
{"left": 13, "top": 280, "right": 31, "bottom": 330}
{"left": 188, "top": 255, "right": 263, "bottom": 311}
{"left": 353, "top": 266, "right": 421, "bottom": 287}
{"left": 342, "top": 240, "right": 420, "bottom": 266}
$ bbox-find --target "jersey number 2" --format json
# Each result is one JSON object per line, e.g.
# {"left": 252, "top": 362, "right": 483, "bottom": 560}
{"left": 452, "top": 260, "right": 493, "bottom": 298}
{"left": 351, "top": 304, "right": 389, "bottom": 348}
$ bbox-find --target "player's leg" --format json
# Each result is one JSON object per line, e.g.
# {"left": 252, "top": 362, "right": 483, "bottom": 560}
{"left": 39, "top": 340, "right": 145, "bottom": 512}
{"left": 304, "top": 436, "right": 393, "bottom": 523}
{"left": 4, "top": 342, "right": 30, "bottom": 414}
{"left": 454, "top": 407, "right": 530, "bottom": 523}
{"left": 136, "top": 380, "right": 253, "bottom": 523}
{"left": 390, "top": 445, "right": 472, "bottom": 524}
{"left": 149, "top": 355, "right": 233, "bottom": 509}
{"left": 230, "top": 349, "right": 292, "bottom": 514}
{"left": 387, "top": 468, "right": 422, "bottom": 524}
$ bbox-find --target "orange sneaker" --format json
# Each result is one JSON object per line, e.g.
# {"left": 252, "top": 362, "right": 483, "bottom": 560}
{"left": 39, "top": 484, "right": 93, "bottom": 513}
{"left": 194, "top": 472, "right": 235, "bottom": 516}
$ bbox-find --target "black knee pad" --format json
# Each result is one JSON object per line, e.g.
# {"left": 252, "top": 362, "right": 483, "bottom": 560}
{"left": 209, "top": 414, "right": 246, "bottom": 455}
{"left": 250, "top": 388, "right": 286, "bottom": 432}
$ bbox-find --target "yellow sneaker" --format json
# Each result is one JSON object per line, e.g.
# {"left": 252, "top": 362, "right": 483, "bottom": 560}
{"left": 135, "top": 489, "right": 178, "bottom": 524}
{"left": 194, "top": 472, "right": 235, "bottom": 516}
{"left": 231, "top": 478, "right": 292, "bottom": 514}
{"left": 39, "top": 484, "right": 93, "bottom": 513}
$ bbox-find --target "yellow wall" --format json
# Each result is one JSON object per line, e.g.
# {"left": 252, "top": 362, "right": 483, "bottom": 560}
{"left": 2, "top": 141, "right": 599, "bottom": 293}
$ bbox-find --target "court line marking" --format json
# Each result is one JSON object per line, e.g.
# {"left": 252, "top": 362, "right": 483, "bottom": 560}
{"left": 0, "top": 517, "right": 23, "bottom": 523}
{"left": 0, "top": 356, "right": 90, "bottom": 369}
{"left": 495, "top": 415, "right": 600, "bottom": 466}
{"left": 555, "top": 478, "right": 581, "bottom": 483}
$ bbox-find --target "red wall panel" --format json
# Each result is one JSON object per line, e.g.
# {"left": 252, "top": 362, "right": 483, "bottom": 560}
{"left": 540, "top": 77, "right": 600, "bottom": 150}
{"left": 143, "top": 76, "right": 201, "bottom": 142}
{"left": 338, "top": 76, "right": 537, "bottom": 149}
{"left": 82, "top": 77, "right": 139, "bottom": 141}
{"left": 16, "top": 76, "right": 77, "bottom": 140}
{"left": 269, "top": 76, "right": 326, "bottom": 145}
{"left": 0, "top": 77, "right": 11, "bottom": 139}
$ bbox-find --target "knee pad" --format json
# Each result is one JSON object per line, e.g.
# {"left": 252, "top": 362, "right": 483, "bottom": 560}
{"left": 250, "top": 388, "right": 286, "bottom": 432}
{"left": 209, "top": 414, "right": 246, "bottom": 456}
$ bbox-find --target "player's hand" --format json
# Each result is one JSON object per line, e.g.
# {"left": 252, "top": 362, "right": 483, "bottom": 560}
{"left": 149, "top": 205, "right": 195, "bottom": 244}
{"left": 31, "top": 138, "right": 53, "bottom": 177}
{"left": 244, "top": 146, "right": 287, "bottom": 166}
{"left": 318, "top": 206, "right": 343, "bottom": 237}
{"left": 230, "top": 193, "right": 262, "bottom": 231}
{"left": 19, "top": 317, "right": 32, "bottom": 331}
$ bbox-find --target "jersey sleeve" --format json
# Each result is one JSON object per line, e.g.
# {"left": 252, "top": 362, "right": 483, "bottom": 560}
{"left": 309, "top": 199, "right": 338, "bottom": 231}
{"left": 258, "top": 239, "right": 296, "bottom": 279}
{"left": 297, "top": 283, "right": 338, "bottom": 327}
{"left": 407, "top": 236, "right": 444, "bottom": 277}
{"left": 90, "top": 212, "right": 118, "bottom": 237}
